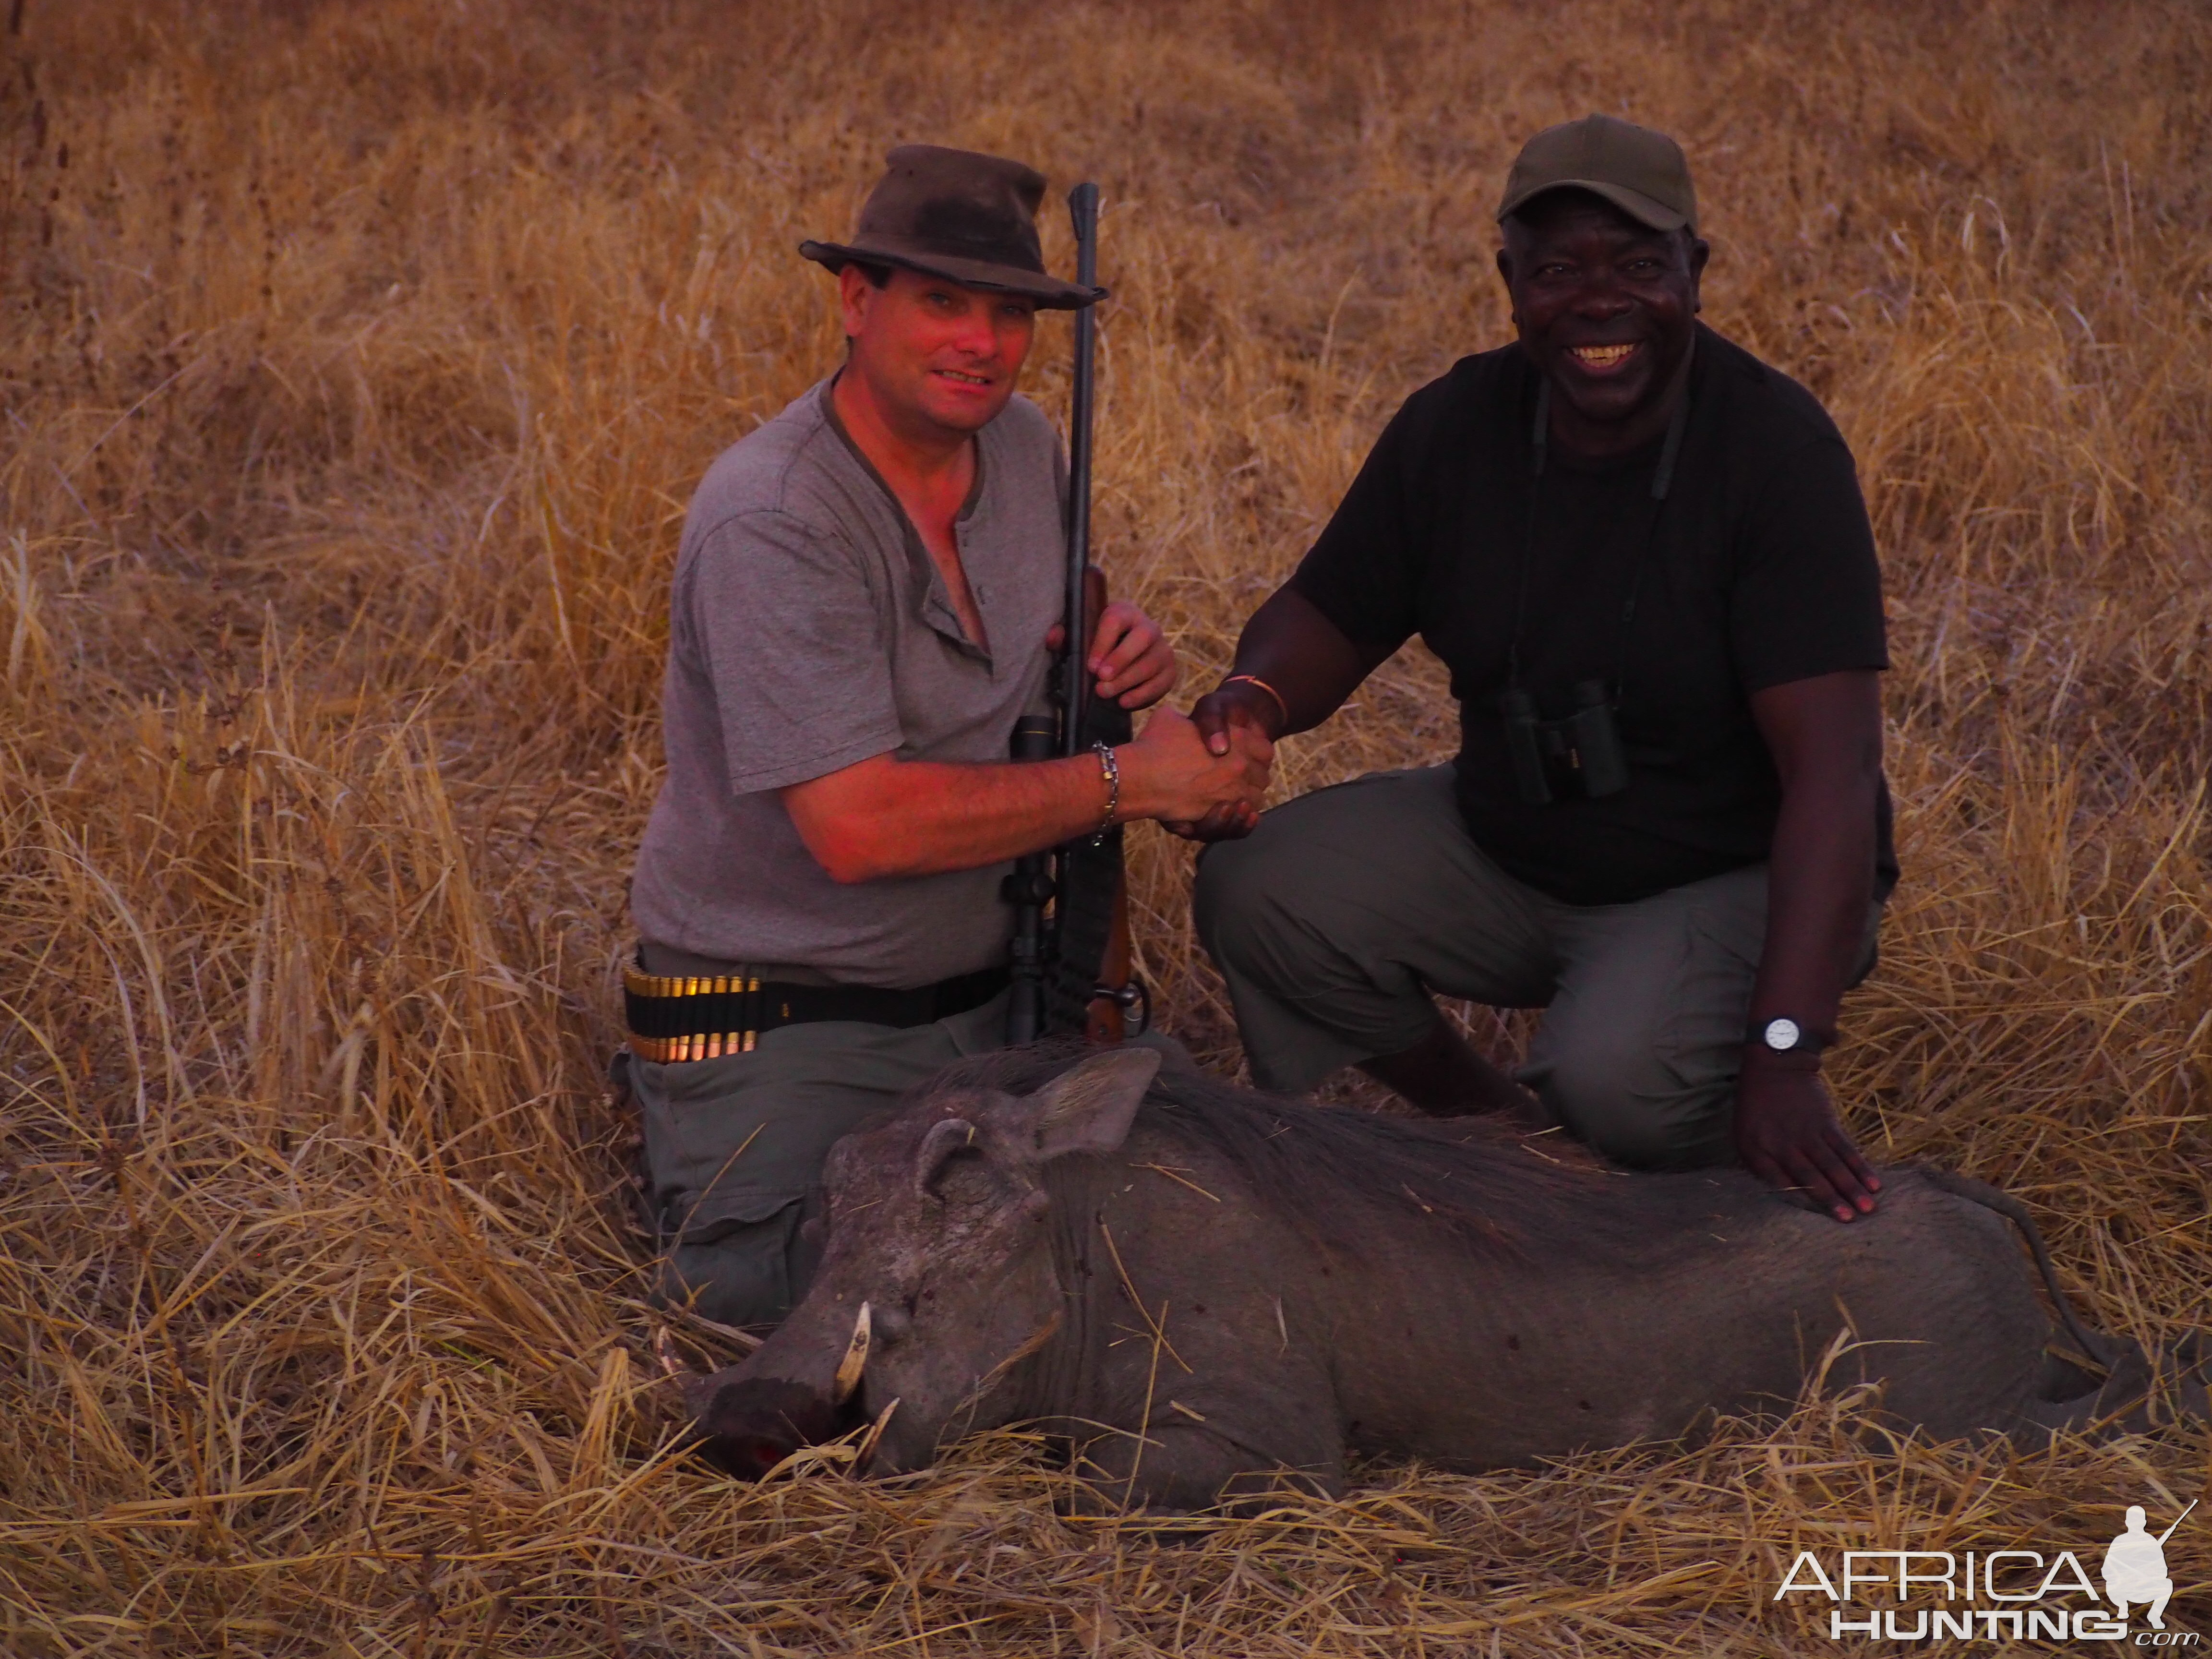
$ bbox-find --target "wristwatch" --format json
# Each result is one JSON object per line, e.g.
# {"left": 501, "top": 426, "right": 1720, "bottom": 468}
{"left": 1748, "top": 1016, "right": 1829, "bottom": 1057}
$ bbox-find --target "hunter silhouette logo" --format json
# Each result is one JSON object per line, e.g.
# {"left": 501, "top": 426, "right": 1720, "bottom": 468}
{"left": 2106, "top": 1502, "right": 2195, "bottom": 1631}
{"left": 1776, "top": 1498, "right": 2201, "bottom": 1644}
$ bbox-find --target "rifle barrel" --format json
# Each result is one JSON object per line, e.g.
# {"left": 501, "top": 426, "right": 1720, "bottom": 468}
{"left": 1008, "top": 183, "right": 1103, "bottom": 1048}
{"left": 1062, "top": 181, "right": 1100, "bottom": 760}
{"left": 2155, "top": 1499, "right": 2197, "bottom": 1545}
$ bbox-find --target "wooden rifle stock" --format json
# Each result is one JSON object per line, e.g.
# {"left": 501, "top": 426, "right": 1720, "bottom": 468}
{"left": 1080, "top": 565, "right": 1135, "bottom": 1046}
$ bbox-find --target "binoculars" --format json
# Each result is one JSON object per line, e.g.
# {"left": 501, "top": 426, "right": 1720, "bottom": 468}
{"left": 1502, "top": 680, "right": 1629, "bottom": 805}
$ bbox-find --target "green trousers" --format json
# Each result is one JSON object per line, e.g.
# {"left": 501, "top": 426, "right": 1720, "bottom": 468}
{"left": 1192, "top": 767, "right": 1880, "bottom": 1170}
{"left": 628, "top": 987, "right": 1189, "bottom": 1329}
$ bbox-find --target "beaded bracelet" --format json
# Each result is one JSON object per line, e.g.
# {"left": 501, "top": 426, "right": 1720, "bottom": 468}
{"left": 1090, "top": 742, "right": 1120, "bottom": 845}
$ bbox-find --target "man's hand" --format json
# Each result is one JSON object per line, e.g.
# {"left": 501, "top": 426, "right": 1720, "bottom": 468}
{"left": 1190, "top": 677, "right": 1284, "bottom": 757}
{"left": 1047, "top": 601, "right": 1178, "bottom": 710}
{"left": 1116, "top": 705, "right": 1269, "bottom": 828}
{"left": 1160, "top": 679, "right": 1284, "bottom": 841}
{"left": 1092, "top": 599, "right": 1177, "bottom": 708}
{"left": 1734, "top": 1056, "right": 1881, "bottom": 1222}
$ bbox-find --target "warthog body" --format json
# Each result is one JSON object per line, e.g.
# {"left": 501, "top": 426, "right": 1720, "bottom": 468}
{"left": 695, "top": 1047, "right": 2189, "bottom": 1512}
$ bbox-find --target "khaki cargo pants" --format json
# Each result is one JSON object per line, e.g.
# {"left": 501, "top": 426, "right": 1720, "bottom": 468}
{"left": 1193, "top": 767, "right": 1880, "bottom": 1170}
{"left": 627, "top": 988, "right": 1189, "bottom": 1330}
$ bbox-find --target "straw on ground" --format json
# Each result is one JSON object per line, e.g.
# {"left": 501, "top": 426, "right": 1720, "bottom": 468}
{"left": 1, "top": 0, "right": 2206, "bottom": 1652}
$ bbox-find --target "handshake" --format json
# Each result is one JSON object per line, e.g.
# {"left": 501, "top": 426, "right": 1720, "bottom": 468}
{"left": 1111, "top": 679, "right": 1283, "bottom": 844}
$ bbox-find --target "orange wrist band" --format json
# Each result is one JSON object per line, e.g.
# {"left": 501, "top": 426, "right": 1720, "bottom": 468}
{"left": 1223, "top": 674, "right": 1289, "bottom": 725}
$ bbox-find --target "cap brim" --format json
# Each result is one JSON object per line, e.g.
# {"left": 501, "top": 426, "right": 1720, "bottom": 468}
{"left": 1495, "top": 180, "right": 1691, "bottom": 234}
{"left": 799, "top": 240, "right": 1106, "bottom": 310}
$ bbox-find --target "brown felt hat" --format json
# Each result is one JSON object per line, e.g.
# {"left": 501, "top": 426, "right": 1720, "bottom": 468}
{"left": 800, "top": 144, "right": 1106, "bottom": 310}
{"left": 1496, "top": 113, "right": 1698, "bottom": 234}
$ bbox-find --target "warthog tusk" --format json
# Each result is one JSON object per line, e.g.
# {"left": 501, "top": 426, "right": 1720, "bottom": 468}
{"left": 854, "top": 1396, "right": 901, "bottom": 1471}
{"left": 833, "top": 1300, "right": 872, "bottom": 1405}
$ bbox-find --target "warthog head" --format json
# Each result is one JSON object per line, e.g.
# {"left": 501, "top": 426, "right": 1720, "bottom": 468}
{"left": 694, "top": 1046, "right": 1162, "bottom": 1478}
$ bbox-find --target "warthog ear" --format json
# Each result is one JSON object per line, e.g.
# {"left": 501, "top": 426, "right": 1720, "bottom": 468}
{"left": 1029, "top": 1048, "right": 1160, "bottom": 1161}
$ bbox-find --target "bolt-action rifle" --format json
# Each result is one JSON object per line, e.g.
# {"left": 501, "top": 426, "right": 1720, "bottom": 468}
{"left": 1006, "top": 181, "right": 1145, "bottom": 1046}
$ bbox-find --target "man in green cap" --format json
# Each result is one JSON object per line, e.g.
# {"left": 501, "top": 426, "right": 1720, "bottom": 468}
{"left": 624, "top": 145, "right": 1268, "bottom": 1328}
{"left": 1189, "top": 114, "right": 1894, "bottom": 1223}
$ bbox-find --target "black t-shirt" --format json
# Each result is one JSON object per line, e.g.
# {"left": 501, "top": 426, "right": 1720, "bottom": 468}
{"left": 1289, "top": 324, "right": 1897, "bottom": 907}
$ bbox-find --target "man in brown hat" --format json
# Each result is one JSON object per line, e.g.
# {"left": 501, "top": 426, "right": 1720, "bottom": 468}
{"left": 1188, "top": 115, "right": 1894, "bottom": 1224}
{"left": 623, "top": 145, "right": 1267, "bottom": 1328}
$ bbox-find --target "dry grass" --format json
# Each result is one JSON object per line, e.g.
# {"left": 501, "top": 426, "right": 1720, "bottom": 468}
{"left": 2, "top": 0, "right": 2209, "bottom": 1651}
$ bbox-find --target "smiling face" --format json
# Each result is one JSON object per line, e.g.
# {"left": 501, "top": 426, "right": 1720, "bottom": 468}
{"left": 1496, "top": 190, "right": 1709, "bottom": 455}
{"left": 838, "top": 262, "right": 1038, "bottom": 443}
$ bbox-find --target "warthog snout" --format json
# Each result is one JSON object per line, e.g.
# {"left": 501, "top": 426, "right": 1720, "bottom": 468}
{"left": 694, "top": 1376, "right": 853, "bottom": 1480}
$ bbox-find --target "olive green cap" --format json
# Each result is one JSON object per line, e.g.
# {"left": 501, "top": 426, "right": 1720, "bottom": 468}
{"left": 1496, "top": 113, "right": 1697, "bottom": 234}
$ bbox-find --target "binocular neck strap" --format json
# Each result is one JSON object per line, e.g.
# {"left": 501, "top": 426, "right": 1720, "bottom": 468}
{"left": 1505, "top": 376, "right": 1690, "bottom": 696}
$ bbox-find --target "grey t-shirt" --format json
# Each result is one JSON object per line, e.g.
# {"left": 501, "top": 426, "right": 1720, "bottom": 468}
{"left": 629, "top": 379, "right": 1066, "bottom": 988}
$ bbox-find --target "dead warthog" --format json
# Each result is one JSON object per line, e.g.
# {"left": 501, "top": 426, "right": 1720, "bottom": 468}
{"left": 689, "top": 1046, "right": 2197, "bottom": 1512}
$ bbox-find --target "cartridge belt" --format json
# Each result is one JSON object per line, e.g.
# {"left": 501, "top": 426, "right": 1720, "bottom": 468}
{"left": 622, "top": 962, "right": 1011, "bottom": 1064}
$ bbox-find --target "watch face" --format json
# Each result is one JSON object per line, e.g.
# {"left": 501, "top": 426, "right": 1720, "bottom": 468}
{"left": 1763, "top": 1017, "right": 1802, "bottom": 1051}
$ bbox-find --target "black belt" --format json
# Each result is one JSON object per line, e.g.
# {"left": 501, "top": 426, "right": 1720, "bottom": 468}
{"left": 622, "top": 961, "right": 1010, "bottom": 1063}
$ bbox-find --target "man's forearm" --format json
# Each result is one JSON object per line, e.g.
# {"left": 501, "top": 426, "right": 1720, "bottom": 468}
{"left": 1746, "top": 774, "right": 1875, "bottom": 1042}
{"left": 784, "top": 752, "right": 1109, "bottom": 883}
{"left": 1225, "top": 586, "right": 1394, "bottom": 735}
{"left": 784, "top": 704, "right": 1270, "bottom": 881}
{"left": 1744, "top": 670, "right": 1884, "bottom": 1046}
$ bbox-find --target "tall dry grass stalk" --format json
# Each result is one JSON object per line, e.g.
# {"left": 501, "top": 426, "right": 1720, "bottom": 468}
{"left": 1, "top": 0, "right": 2207, "bottom": 1651}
